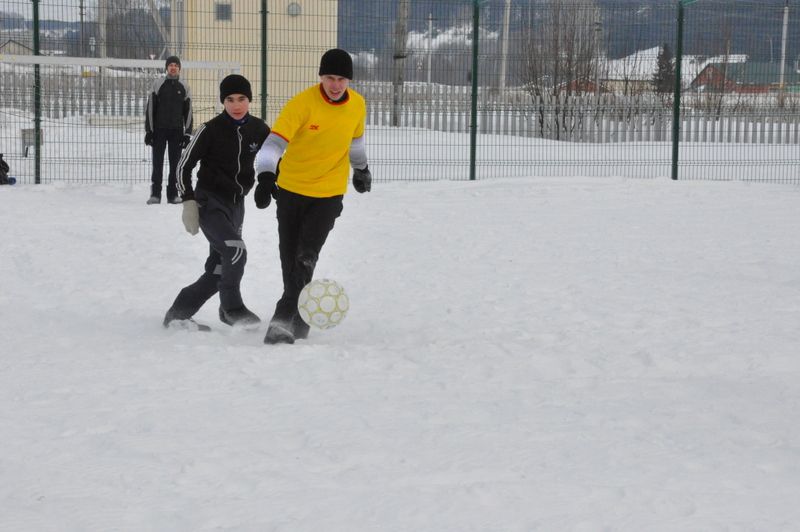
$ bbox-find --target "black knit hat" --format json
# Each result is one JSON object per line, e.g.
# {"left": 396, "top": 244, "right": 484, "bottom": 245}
{"left": 165, "top": 55, "right": 181, "bottom": 70}
{"left": 318, "top": 48, "right": 353, "bottom": 80}
{"left": 219, "top": 74, "right": 252, "bottom": 102}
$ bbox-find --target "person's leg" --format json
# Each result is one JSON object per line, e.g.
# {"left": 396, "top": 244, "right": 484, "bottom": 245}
{"left": 149, "top": 129, "right": 167, "bottom": 200}
{"left": 198, "top": 192, "right": 259, "bottom": 326}
{"left": 290, "top": 195, "right": 343, "bottom": 339}
{"left": 264, "top": 190, "right": 303, "bottom": 343}
{"left": 164, "top": 249, "right": 222, "bottom": 324}
{"left": 165, "top": 129, "right": 183, "bottom": 202}
{"left": 293, "top": 195, "right": 344, "bottom": 296}
{"left": 267, "top": 191, "right": 343, "bottom": 343}
{"left": 271, "top": 189, "right": 304, "bottom": 325}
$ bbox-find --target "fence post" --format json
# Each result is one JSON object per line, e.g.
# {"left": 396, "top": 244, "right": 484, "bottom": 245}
{"left": 672, "top": 0, "right": 699, "bottom": 180}
{"left": 468, "top": 0, "right": 481, "bottom": 181}
{"left": 33, "top": 0, "right": 42, "bottom": 184}
{"left": 260, "top": 0, "right": 268, "bottom": 120}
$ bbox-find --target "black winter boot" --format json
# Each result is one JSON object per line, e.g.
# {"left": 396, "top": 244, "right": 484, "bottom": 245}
{"left": 292, "top": 313, "right": 310, "bottom": 340}
{"left": 219, "top": 305, "right": 261, "bottom": 328}
{"left": 147, "top": 184, "right": 162, "bottom": 204}
{"left": 264, "top": 320, "right": 295, "bottom": 344}
{"left": 163, "top": 307, "right": 210, "bottom": 331}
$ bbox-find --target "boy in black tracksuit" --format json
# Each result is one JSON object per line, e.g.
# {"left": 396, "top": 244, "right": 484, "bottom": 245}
{"left": 163, "top": 75, "right": 270, "bottom": 330}
{"left": 145, "top": 56, "right": 193, "bottom": 204}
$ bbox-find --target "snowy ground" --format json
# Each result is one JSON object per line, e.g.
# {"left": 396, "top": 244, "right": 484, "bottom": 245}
{"left": 1, "top": 177, "right": 799, "bottom": 531}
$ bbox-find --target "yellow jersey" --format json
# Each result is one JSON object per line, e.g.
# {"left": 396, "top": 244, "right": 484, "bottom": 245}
{"left": 271, "top": 84, "right": 366, "bottom": 198}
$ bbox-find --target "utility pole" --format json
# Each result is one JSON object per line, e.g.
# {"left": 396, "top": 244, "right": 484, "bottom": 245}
{"left": 79, "top": 0, "right": 86, "bottom": 56}
{"left": 498, "top": 0, "right": 511, "bottom": 92}
{"left": 177, "top": 0, "right": 185, "bottom": 55}
{"left": 427, "top": 13, "right": 433, "bottom": 85}
{"left": 594, "top": 8, "right": 601, "bottom": 98}
{"left": 170, "top": 0, "right": 178, "bottom": 55}
{"left": 97, "top": 0, "right": 107, "bottom": 58}
{"left": 779, "top": 0, "right": 789, "bottom": 92}
{"left": 392, "top": 0, "right": 410, "bottom": 127}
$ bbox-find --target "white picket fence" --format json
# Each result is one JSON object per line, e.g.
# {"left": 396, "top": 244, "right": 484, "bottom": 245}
{"left": 3, "top": 71, "right": 800, "bottom": 145}
{"left": 354, "top": 81, "right": 800, "bottom": 145}
{"left": 0, "top": 71, "right": 153, "bottom": 119}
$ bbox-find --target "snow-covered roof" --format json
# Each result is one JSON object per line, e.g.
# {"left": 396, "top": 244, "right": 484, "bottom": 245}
{"left": 604, "top": 46, "right": 748, "bottom": 84}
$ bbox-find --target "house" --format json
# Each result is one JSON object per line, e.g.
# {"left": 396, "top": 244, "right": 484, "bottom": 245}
{"left": 555, "top": 79, "right": 604, "bottom": 94}
{"left": 180, "top": 0, "right": 339, "bottom": 122}
{"left": 691, "top": 62, "right": 800, "bottom": 93}
{"left": 0, "top": 38, "right": 33, "bottom": 55}
{"left": 602, "top": 46, "right": 660, "bottom": 95}
{"left": 601, "top": 46, "right": 748, "bottom": 95}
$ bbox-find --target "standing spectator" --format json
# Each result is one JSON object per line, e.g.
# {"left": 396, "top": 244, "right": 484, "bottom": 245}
{"left": 0, "top": 153, "right": 11, "bottom": 185}
{"left": 254, "top": 48, "right": 371, "bottom": 345}
{"left": 162, "top": 74, "right": 270, "bottom": 330}
{"left": 145, "top": 55, "right": 193, "bottom": 205}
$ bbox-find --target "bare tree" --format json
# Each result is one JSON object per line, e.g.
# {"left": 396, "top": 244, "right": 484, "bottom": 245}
{"left": 695, "top": 14, "right": 738, "bottom": 119}
{"left": 106, "top": 8, "right": 163, "bottom": 59}
{"left": 392, "top": 0, "right": 409, "bottom": 127}
{"left": 517, "top": 0, "right": 600, "bottom": 139}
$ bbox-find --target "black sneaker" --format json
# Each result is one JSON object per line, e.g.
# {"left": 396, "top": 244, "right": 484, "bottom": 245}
{"left": 167, "top": 196, "right": 182, "bottom": 204}
{"left": 163, "top": 308, "right": 210, "bottom": 331}
{"left": 292, "top": 314, "right": 310, "bottom": 340}
{"left": 219, "top": 305, "right": 261, "bottom": 328}
{"left": 146, "top": 195, "right": 161, "bottom": 205}
{"left": 264, "top": 321, "right": 295, "bottom": 344}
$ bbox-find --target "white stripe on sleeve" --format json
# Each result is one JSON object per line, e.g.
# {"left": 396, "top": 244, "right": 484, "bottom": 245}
{"left": 255, "top": 133, "right": 288, "bottom": 174}
{"left": 349, "top": 135, "right": 368, "bottom": 170}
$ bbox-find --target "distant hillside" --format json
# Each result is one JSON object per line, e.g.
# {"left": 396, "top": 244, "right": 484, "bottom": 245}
{"left": 339, "top": 0, "right": 800, "bottom": 63}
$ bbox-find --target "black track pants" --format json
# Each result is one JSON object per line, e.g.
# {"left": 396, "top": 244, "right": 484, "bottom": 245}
{"left": 150, "top": 128, "right": 183, "bottom": 198}
{"left": 168, "top": 189, "right": 248, "bottom": 317}
{"left": 271, "top": 188, "right": 343, "bottom": 324}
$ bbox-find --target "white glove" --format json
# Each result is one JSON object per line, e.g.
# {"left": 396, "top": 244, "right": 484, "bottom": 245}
{"left": 181, "top": 199, "right": 200, "bottom": 235}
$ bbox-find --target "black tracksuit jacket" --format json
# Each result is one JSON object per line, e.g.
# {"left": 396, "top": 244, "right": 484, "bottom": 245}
{"left": 145, "top": 76, "right": 193, "bottom": 134}
{"left": 177, "top": 111, "right": 270, "bottom": 203}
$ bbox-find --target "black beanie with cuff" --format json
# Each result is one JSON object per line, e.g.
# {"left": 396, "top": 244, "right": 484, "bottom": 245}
{"left": 219, "top": 74, "right": 253, "bottom": 103}
{"left": 318, "top": 48, "right": 353, "bottom": 80}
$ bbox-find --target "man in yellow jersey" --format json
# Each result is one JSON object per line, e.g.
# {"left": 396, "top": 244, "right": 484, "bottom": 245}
{"left": 254, "top": 48, "right": 371, "bottom": 345}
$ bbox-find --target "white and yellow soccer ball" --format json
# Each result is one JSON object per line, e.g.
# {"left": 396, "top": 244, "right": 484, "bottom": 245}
{"left": 297, "top": 279, "right": 349, "bottom": 329}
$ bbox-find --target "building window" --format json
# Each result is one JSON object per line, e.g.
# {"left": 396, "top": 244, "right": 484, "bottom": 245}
{"left": 216, "top": 3, "right": 232, "bottom": 21}
{"left": 288, "top": 2, "right": 302, "bottom": 17}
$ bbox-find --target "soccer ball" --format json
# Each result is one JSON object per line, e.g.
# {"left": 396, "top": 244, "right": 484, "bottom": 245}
{"left": 297, "top": 278, "right": 349, "bottom": 329}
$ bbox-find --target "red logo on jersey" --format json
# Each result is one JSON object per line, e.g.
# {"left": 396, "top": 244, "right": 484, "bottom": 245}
{"left": 309, "top": 124, "right": 320, "bottom": 131}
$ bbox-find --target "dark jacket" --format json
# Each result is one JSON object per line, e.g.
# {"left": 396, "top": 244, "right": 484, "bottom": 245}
{"left": 177, "top": 112, "right": 270, "bottom": 203}
{"left": 145, "top": 76, "right": 193, "bottom": 134}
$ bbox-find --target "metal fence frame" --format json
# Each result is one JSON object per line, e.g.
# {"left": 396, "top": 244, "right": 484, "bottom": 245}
{"left": 1, "top": 0, "right": 798, "bottom": 185}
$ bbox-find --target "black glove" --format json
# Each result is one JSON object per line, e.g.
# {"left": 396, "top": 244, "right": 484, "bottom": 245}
{"left": 144, "top": 132, "right": 153, "bottom": 146}
{"left": 179, "top": 134, "right": 191, "bottom": 149}
{"left": 254, "top": 172, "right": 278, "bottom": 209}
{"left": 352, "top": 166, "right": 372, "bottom": 193}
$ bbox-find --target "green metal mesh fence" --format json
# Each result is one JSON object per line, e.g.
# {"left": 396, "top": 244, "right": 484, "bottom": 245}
{"left": 1, "top": 0, "right": 799, "bottom": 185}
